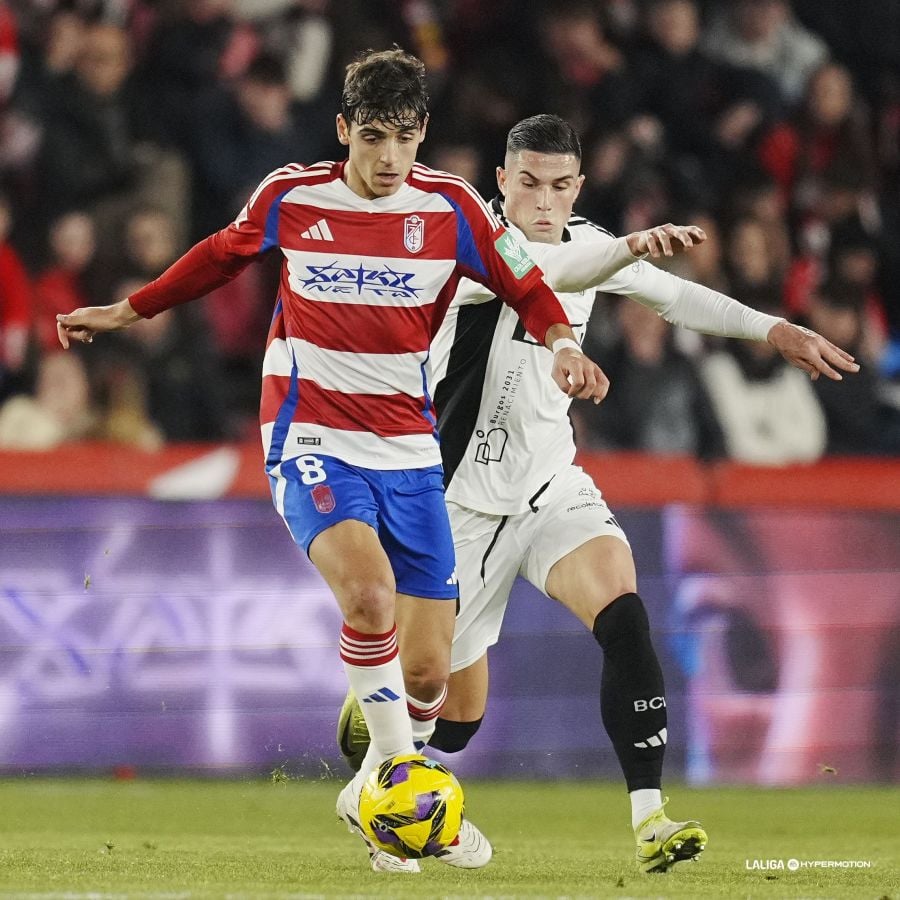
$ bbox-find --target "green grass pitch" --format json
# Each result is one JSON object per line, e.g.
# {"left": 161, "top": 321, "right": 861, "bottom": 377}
{"left": 0, "top": 777, "right": 896, "bottom": 898}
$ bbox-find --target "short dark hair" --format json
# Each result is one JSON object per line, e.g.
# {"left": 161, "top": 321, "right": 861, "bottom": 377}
{"left": 506, "top": 114, "right": 582, "bottom": 160}
{"left": 342, "top": 47, "right": 428, "bottom": 129}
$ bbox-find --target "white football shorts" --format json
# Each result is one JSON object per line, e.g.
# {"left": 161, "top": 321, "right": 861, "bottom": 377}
{"left": 448, "top": 464, "right": 629, "bottom": 672}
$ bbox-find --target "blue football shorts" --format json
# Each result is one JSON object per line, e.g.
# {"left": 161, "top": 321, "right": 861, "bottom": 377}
{"left": 269, "top": 454, "right": 458, "bottom": 600}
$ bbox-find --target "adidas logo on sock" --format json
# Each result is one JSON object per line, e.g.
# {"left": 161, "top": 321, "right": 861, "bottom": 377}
{"left": 634, "top": 727, "right": 668, "bottom": 749}
{"left": 362, "top": 687, "right": 401, "bottom": 703}
{"left": 300, "top": 219, "right": 334, "bottom": 241}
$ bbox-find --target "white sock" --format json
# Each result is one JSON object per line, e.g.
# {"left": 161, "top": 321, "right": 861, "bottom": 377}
{"left": 351, "top": 742, "right": 384, "bottom": 793}
{"left": 630, "top": 788, "right": 663, "bottom": 830}
{"left": 340, "top": 623, "right": 415, "bottom": 787}
{"left": 408, "top": 683, "right": 447, "bottom": 750}
{"left": 351, "top": 683, "right": 449, "bottom": 793}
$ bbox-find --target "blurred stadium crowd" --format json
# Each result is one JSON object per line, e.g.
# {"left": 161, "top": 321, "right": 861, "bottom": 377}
{"left": 0, "top": 0, "right": 899, "bottom": 461}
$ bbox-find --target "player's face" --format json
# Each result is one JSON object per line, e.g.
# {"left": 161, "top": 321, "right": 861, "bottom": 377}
{"left": 497, "top": 150, "right": 584, "bottom": 244}
{"left": 337, "top": 114, "right": 428, "bottom": 199}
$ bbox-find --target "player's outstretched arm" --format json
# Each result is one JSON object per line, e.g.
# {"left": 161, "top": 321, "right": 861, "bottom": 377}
{"left": 766, "top": 320, "right": 859, "bottom": 381}
{"left": 546, "top": 327, "right": 610, "bottom": 404}
{"left": 56, "top": 167, "right": 292, "bottom": 347}
{"left": 565, "top": 222, "right": 858, "bottom": 384}
{"left": 57, "top": 299, "right": 141, "bottom": 348}
{"left": 540, "top": 224, "right": 706, "bottom": 293}
{"left": 606, "top": 264, "right": 861, "bottom": 384}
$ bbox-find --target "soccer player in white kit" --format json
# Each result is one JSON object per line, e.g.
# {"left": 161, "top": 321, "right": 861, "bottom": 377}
{"left": 54, "top": 52, "right": 619, "bottom": 875}
{"left": 338, "top": 113, "right": 859, "bottom": 872}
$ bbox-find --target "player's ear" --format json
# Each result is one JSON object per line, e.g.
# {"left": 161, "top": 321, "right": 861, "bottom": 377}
{"left": 496, "top": 166, "right": 507, "bottom": 196}
{"left": 573, "top": 172, "right": 585, "bottom": 200}
{"left": 336, "top": 114, "right": 350, "bottom": 146}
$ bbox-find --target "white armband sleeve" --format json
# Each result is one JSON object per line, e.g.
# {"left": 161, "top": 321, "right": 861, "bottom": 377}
{"left": 532, "top": 236, "right": 640, "bottom": 293}
{"left": 598, "top": 261, "right": 784, "bottom": 341}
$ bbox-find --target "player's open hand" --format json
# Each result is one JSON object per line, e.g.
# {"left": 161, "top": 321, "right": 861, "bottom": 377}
{"left": 552, "top": 347, "right": 610, "bottom": 404}
{"left": 56, "top": 300, "right": 140, "bottom": 349}
{"left": 626, "top": 224, "right": 706, "bottom": 259}
{"left": 766, "top": 320, "right": 860, "bottom": 381}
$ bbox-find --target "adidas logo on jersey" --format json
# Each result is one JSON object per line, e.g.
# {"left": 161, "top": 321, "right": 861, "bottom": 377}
{"left": 300, "top": 219, "right": 334, "bottom": 241}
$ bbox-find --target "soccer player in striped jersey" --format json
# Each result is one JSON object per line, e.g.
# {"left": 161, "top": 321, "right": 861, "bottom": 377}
{"left": 337, "top": 114, "right": 859, "bottom": 872}
{"left": 55, "top": 52, "right": 617, "bottom": 874}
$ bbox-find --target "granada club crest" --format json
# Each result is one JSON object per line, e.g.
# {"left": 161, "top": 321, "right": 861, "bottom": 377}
{"left": 311, "top": 484, "right": 336, "bottom": 514}
{"left": 404, "top": 215, "right": 425, "bottom": 253}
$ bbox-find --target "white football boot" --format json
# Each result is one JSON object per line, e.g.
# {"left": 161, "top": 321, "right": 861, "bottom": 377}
{"left": 432, "top": 817, "right": 493, "bottom": 868}
{"left": 335, "top": 779, "right": 421, "bottom": 873}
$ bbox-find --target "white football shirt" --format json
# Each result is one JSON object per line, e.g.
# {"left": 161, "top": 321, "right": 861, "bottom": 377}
{"left": 432, "top": 198, "right": 781, "bottom": 514}
{"left": 432, "top": 202, "right": 613, "bottom": 514}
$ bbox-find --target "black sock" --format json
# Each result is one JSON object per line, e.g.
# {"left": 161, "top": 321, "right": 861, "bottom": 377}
{"left": 592, "top": 592, "right": 665, "bottom": 792}
{"left": 428, "top": 716, "right": 483, "bottom": 753}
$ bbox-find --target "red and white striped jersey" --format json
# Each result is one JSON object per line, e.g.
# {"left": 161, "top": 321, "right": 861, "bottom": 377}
{"left": 128, "top": 160, "right": 568, "bottom": 471}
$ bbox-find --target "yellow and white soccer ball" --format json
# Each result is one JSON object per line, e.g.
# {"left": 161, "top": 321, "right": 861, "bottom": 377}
{"left": 359, "top": 753, "right": 464, "bottom": 858}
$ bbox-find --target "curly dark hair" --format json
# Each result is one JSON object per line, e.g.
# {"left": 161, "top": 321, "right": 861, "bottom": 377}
{"left": 341, "top": 47, "right": 429, "bottom": 129}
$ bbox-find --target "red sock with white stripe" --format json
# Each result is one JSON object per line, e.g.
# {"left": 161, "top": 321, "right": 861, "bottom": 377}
{"left": 340, "top": 623, "right": 415, "bottom": 782}
{"left": 408, "top": 684, "right": 447, "bottom": 749}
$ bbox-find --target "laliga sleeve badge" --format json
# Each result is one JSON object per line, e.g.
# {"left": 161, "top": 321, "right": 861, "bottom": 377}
{"left": 495, "top": 231, "right": 536, "bottom": 278}
{"left": 311, "top": 484, "right": 336, "bottom": 514}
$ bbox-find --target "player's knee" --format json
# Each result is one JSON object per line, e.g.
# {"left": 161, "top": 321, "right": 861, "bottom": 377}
{"left": 429, "top": 716, "right": 483, "bottom": 753}
{"left": 592, "top": 592, "right": 650, "bottom": 649}
{"left": 592, "top": 556, "right": 637, "bottom": 610}
{"left": 340, "top": 578, "right": 396, "bottom": 632}
{"left": 608, "top": 567, "right": 638, "bottom": 602}
{"left": 403, "top": 663, "right": 450, "bottom": 704}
